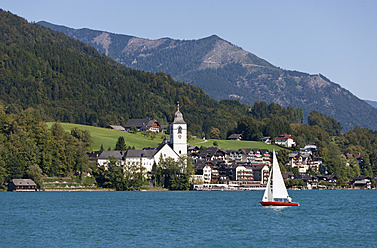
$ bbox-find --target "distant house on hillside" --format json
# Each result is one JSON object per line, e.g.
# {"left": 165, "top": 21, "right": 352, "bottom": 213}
{"left": 160, "top": 125, "right": 168, "bottom": 133}
{"left": 261, "top": 136, "right": 271, "bottom": 144}
{"left": 274, "top": 134, "right": 296, "bottom": 147}
{"left": 107, "top": 125, "right": 126, "bottom": 131}
{"left": 8, "top": 179, "right": 37, "bottom": 192}
{"left": 125, "top": 119, "right": 160, "bottom": 132}
{"left": 227, "top": 134, "right": 243, "bottom": 141}
{"left": 300, "top": 143, "right": 317, "bottom": 155}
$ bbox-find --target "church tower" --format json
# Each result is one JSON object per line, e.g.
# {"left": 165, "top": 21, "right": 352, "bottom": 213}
{"left": 170, "top": 102, "right": 187, "bottom": 156}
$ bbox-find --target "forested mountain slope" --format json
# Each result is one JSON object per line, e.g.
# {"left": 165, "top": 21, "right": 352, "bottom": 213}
{"left": 0, "top": 10, "right": 304, "bottom": 139}
{"left": 38, "top": 21, "right": 377, "bottom": 131}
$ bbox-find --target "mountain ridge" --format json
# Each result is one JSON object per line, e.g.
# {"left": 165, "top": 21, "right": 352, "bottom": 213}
{"left": 365, "top": 99, "right": 377, "bottom": 109}
{"left": 38, "top": 21, "right": 377, "bottom": 131}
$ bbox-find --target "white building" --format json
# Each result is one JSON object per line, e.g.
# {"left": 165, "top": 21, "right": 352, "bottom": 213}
{"left": 274, "top": 134, "right": 296, "bottom": 148}
{"left": 97, "top": 150, "right": 126, "bottom": 168}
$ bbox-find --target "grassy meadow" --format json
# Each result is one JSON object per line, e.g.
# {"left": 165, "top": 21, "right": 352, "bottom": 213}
{"left": 47, "top": 122, "right": 285, "bottom": 151}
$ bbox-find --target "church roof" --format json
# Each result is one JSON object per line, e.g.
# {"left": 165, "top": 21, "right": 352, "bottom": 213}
{"left": 172, "top": 104, "right": 186, "bottom": 124}
{"left": 173, "top": 110, "right": 186, "bottom": 124}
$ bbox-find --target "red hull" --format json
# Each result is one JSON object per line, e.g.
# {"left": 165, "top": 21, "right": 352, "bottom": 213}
{"left": 260, "top": 201, "right": 299, "bottom": 206}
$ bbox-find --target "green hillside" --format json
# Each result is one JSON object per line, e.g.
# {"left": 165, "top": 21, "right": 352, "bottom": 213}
{"left": 48, "top": 122, "right": 284, "bottom": 151}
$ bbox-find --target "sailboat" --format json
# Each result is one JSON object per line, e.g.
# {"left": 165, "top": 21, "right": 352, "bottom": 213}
{"left": 260, "top": 149, "right": 299, "bottom": 206}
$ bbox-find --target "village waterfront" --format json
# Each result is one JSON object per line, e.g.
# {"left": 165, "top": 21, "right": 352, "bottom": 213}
{"left": 1, "top": 190, "right": 376, "bottom": 247}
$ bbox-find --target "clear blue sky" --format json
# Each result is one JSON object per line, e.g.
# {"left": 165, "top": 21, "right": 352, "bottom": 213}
{"left": 1, "top": 0, "right": 377, "bottom": 101}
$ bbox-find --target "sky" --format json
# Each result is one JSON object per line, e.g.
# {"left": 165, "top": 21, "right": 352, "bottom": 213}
{"left": 1, "top": 0, "right": 377, "bottom": 101}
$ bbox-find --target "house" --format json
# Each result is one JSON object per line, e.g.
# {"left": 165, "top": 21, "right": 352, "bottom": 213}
{"left": 198, "top": 147, "right": 226, "bottom": 161}
{"left": 160, "top": 125, "right": 168, "bottom": 133}
{"left": 251, "top": 164, "right": 270, "bottom": 184}
{"left": 350, "top": 176, "right": 371, "bottom": 189}
{"left": 235, "top": 165, "right": 254, "bottom": 181}
{"left": 187, "top": 146, "right": 200, "bottom": 154}
{"left": 124, "top": 119, "right": 161, "bottom": 132}
{"left": 107, "top": 125, "right": 126, "bottom": 131}
{"left": 123, "top": 150, "right": 157, "bottom": 172}
{"left": 289, "top": 152, "right": 322, "bottom": 174}
{"left": 227, "top": 134, "right": 243, "bottom": 141}
{"left": 300, "top": 143, "right": 317, "bottom": 155}
{"left": 261, "top": 137, "right": 271, "bottom": 144}
{"left": 97, "top": 150, "right": 126, "bottom": 168}
{"left": 274, "top": 134, "right": 296, "bottom": 147}
{"left": 193, "top": 162, "right": 212, "bottom": 184}
{"left": 8, "top": 179, "right": 37, "bottom": 191}
{"left": 317, "top": 175, "right": 337, "bottom": 184}
{"left": 86, "top": 150, "right": 103, "bottom": 163}
{"left": 295, "top": 174, "right": 317, "bottom": 189}
{"left": 289, "top": 152, "right": 311, "bottom": 174}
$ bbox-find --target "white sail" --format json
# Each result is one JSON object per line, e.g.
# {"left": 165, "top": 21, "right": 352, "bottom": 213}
{"left": 261, "top": 169, "right": 273, "bottom": 202}
{"left": 272, "top": 150, "right": 289, "bottom": 199}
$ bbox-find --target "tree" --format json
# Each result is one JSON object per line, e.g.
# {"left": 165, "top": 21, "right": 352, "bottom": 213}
{"left": 26, "top": 165, "right": 44, "bottom": 190}
{"left": 123, "top": 161, "right": 147, "bottom": 190}
{"left": 115, "top": 136, "right": 127, "bottom": 150}
{"left": 308, "top": 110, "right": 342, "bottom": 136}
{"left": 130, "top": 126, "right": 138, "bottom": 134}
{"left": 153, "top": 156, "right": 193, "bottom": 190}
{"left": 71, "top": 127, "right": 92, "bottom": 151}
{"left": 0, "top": 160, "right": 8, "bottom": 190}
{"left": 209, "top": 128, "right": 221, "bottom": 139}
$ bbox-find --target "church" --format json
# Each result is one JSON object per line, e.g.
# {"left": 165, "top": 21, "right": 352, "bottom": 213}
{"left": 125, "top": 103, "right": 187, "bottom": 171}
{"left": 94, "top": 104, "right": 188, "bottom": 172}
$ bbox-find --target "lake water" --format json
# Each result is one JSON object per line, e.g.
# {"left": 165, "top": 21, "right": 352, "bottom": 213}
{"left": 1, "top": 190, "right": 376, "bottom": 247}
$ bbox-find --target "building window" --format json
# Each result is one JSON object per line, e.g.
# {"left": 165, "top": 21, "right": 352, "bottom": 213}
{"left": 178, "top": 126, "right": 182, "bottom": 134}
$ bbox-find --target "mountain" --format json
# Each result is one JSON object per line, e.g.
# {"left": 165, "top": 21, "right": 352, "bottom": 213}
{"left": 365, "top": 100, "right": 377, "bottom": 109}
{"left": 0, "top": 10, "right": 255, "bottom": 138}
{"left": 38, "top": 21, "right": 377, "bottom": 131}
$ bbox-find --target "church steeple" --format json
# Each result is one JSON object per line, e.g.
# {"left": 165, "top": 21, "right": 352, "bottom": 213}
{"left": 173, "top": 101, "right": 186, "bottom": 124}
{"left": 170, "top": 102, "right": 187, "bottom": 156}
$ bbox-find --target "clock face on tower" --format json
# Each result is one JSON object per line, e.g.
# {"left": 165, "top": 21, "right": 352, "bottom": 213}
{"left": 178, "top": 135, "right": 182, "bottom": 139}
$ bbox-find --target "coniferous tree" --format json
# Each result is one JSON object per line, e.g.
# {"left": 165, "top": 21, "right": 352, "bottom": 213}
{"left": 115, "top": 136, "right": 127, "bottom": 150}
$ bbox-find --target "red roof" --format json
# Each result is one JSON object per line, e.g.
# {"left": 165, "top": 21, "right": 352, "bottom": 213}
{"left": 274, "top": 134, "right": 292, "bottom": 140}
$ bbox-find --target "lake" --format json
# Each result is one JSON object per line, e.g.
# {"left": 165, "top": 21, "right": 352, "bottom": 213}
{"left": 1, "top": 190, "right": 376, "bottom": 247}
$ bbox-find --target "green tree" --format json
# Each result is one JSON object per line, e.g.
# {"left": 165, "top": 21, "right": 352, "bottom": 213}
{"left": 71, "top": 127, "right": 92, "bottom": 151}
{"left": 123, "top": 161, "right": 147, "bottom": 190}
{"left": 209, "top": 128, "right": 221, "bottom": 140}
{"left": 308, "top": 110, "right": 342, "bottom": 136}
{"left": 115, "top": 136, "right": 127, "bottom": 150}
{"left": 26, "top": 165, "right": 44, "bottom": 190}
{"left": 130, "top": 126, "right": 138, "bottom": 134}
{"left": 153, "top": 156, "right": 193, "bottom": 190}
